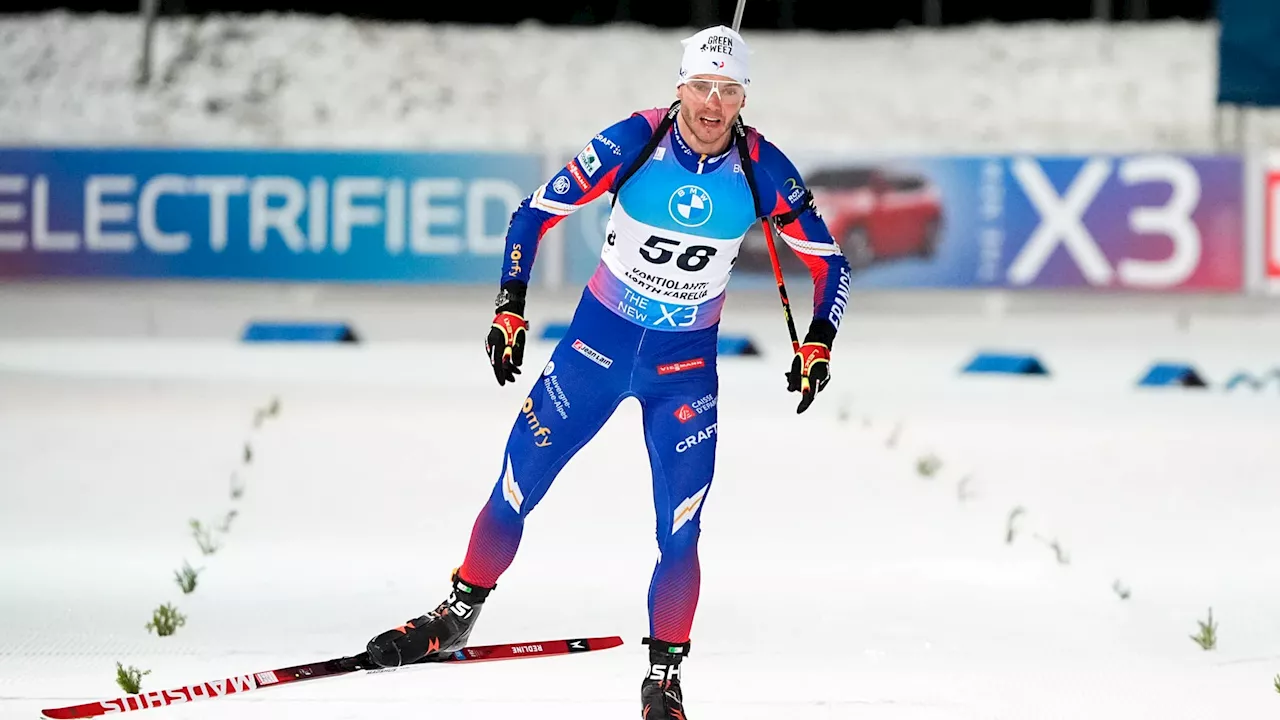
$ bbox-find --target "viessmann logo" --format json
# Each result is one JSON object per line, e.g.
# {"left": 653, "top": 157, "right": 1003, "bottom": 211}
{"left": 657, "top": 357, "right": 705, "bottom": 375}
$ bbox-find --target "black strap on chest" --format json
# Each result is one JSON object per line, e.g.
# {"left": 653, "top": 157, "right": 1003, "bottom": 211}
{"left": 730, "top": 114, "right": 764, "bottom": 219}
{"left": 610, "top": 102, "right": 679, "bottom": 209}
{"left": 610, "top": 101, "right": 766, "bottom": 221}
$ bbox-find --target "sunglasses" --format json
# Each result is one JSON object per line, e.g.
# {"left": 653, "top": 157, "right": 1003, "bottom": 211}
{"left": 683, "top": 79, "right": 746, "bottom": 104}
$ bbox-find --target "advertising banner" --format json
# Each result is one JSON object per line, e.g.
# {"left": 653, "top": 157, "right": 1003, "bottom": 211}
{"left": 561, "top": 153, "right": 1244, "bottom": 292}
{"left": 0, "top": 148, "right": 541, "bottom": 282}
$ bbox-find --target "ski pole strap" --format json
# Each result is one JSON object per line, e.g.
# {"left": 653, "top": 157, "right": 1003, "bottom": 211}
{"left": 611, "top": 101, "right": 681, "bottom": 208}
{"left": 771, "top": 187, "right": 815, "bottom": 227}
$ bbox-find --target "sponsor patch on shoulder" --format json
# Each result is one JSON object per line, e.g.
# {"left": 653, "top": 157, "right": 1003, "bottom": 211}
{"left": 577, "top": 142, "right": 602, "bottom": 177}
{"left": 566, "top": 161, "right": 590, "bottom": 191}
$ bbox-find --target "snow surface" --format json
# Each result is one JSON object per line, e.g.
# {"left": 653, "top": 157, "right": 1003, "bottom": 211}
{"left": 3, "top": 12, "right": 1279, "bottom": 153}
{"left": 2, "top": 11, "right": 1279, "bottom": 718}
{"left": 0, "top": 321, "right": 1278, "bottom": 719}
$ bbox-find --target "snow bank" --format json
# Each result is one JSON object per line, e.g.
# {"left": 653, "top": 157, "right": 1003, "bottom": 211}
{"left": 2, "top": 12, "right": 1275, "bottom": 153}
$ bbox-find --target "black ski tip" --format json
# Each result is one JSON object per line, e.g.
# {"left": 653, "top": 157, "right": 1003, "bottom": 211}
{"left": 578, "top": 636, "right": 624, "bottom": 651}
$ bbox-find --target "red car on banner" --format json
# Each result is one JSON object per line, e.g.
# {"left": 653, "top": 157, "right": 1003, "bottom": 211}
{"left": 739, "top": 165, "right": 944, "bottom": 274}
{"left": 1267, "top": 157, "right": 1280, "bottom": 291}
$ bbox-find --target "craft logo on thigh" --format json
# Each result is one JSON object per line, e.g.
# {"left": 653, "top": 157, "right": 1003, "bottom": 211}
{"left": 675, "top": 423, "right": 718, "bottom": 453}
{"left": 572, "top": 338, "right": 613, "bottom": 368}
{"left": 673, "top": 404, "right": 697, "bottom": 423}
{"left": 657, "top": 357, "right": 706, "bottom": 375}
{"left": 522, "top": 397, "right": 552, "bottom": 447}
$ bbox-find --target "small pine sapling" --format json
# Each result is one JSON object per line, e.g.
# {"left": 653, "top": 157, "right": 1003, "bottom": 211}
{"left": 252, "top": 396, "right": 282, "bottom": 428}
{"left": 145, "top": 603, "right": 186, "bottom": 637}
{"left": 173, "top": 561, "right": 201, "bottom": 594}
{"left": 1005, "top": 506, "right": 1025, "bottom": 544}
{"left": 115, "top": 662, "right": 150, "bottom": 694}
{"left": 916, "top": 453, "right": 942, "bottom": 478}
{"left": 217, "top": 509, "right": 238, "bottom": 533}
{"left": 1190, "top": 607, "right": 1217, "bottom": 650}
{"left": 885, "top": 421, "right": 903, "bottom": 449}
{"left": 1112, "top": 580, "right": 1131, "bottom": 600}
{"left": 1035, "top": 535, "right": 1070, "bottom": 565}
{"left": 190, "top": 519, "right": 220, "bottom": 555}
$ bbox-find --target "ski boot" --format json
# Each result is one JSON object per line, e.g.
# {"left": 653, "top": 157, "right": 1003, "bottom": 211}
{"left": 366, "top": 570, "right": 493, "bottom": 667}
{"left": 641, "top": 637, "right": 690, "bottom": 720}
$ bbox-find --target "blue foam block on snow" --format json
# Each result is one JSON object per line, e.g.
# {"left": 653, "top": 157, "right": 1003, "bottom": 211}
{"left": 242, "top": 321, "right": 359, "bottom": 343}
{"left": 540, "top": 322, "right": 571, "bottom": 341}
{"left": 961, "top": 352, "right": 1049, "bottom": 376}
{"left": 1137, "top": 362, "right": 1206, "bottom": 387}
{"left": 717, "top": 335, "right": 760, "bottom": 356}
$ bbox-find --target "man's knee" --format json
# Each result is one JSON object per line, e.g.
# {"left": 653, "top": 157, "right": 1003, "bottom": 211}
{"left": 658, "top": 518, "right": 702, "bottom": 560}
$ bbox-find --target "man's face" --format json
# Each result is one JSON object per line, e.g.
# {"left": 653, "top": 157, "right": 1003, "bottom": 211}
{"left": 676, "top": 74, "right": 747, "bottom": 149}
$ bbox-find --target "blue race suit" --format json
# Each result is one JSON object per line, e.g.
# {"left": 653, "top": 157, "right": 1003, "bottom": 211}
{"left": 458, "top": 106, "right": 852, "bottom": 644}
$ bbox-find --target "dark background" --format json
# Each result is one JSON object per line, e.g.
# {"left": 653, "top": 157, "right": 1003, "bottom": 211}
{"left": 3, "top": 0, "right": 1215, "bottom": 28}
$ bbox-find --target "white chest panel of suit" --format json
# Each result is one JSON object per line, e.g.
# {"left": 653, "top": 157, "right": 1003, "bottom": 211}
{"left": 586, "top": 136, "right": 759, "bottom": 331}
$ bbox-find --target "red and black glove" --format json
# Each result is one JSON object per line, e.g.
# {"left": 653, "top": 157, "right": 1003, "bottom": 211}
{"left": 486, "top": 281, "right": 529, "bottom": 387}
{"left": 785, "top": 320, "right": 836, "bottom": 414}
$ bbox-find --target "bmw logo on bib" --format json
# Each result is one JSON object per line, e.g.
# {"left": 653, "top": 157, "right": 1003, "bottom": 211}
{"left": 669, "top": 185, "right": 713, "bottom": 228}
